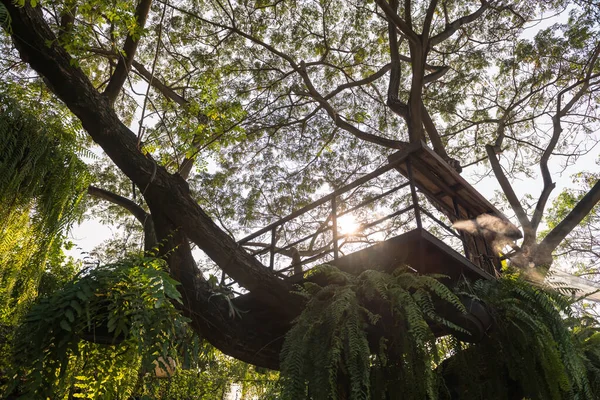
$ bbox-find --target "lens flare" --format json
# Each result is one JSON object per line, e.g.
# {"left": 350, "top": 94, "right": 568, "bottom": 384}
{"left": 337, "top": 215, "right": 360, "bottom": 235}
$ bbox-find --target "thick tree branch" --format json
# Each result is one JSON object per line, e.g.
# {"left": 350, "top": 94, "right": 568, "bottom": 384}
{"left": 421, "top": 104, "right": 450, "bottom": 160}
{"left": 324, "top": 63, "right": 391, "bottom": 101}
{"left": 423, "top": 65, "right": 449, "bottom": 83}
{"left": 103, "top": 0, "right": 153, "bottom": 105}
{"left": 58, "top": 3, "right": 76, "bottom": 37}
{"left": 422, "top": 0, "right": 438, "bottom": 41}
{"left": 2, "top": 1, "right": 296, "bottom": 316}
{"left": 89, "top": 47, "right": 191, "bottom": 108}
{"left": 152, "top": 215, "right": 285, "bottom": 369}
{"left": 540, "top": 179, "right": 600, "bottom": 257}
{"left": 404, "top": 0, "right": 412, "bottom": 30}
{"left": 385, "top": 0, "right": 408, "bottom": 120}
{"left": 133, "top": 60, "right": 189, "bottom": 108}
{"left": 485, "top": 144, "right": 531, "bottom": 235}
{"left": 88, "top": 185, "right": 148, "bottom": 224}
{"left": 89, "top": 47, "right": 209, "bottom": 179}
{"left": 375, "top": 0, "right": 419, "bottom": 44}
{"left": 429, "top": 1, "right": 489, "bottom": 47}
{"left": 406, "top": 40, "right": 426, "bottom": 143}
{"left": 88, "top": 185, "right": 158, "bottom": 250}
{"left": 298, "top": 62, "right": 407, "bottom": 149}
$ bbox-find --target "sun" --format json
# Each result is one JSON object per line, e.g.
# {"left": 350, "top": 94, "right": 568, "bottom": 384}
{"left": 337, "top": 214, "right": 360, "bottom": 235}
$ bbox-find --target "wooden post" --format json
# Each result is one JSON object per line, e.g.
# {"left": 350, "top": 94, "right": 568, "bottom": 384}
{"left": 406, "top": 158, "right": 422, "bottom": 229}
{"left": 269, "top": 227, "right": 276, "bottom": 270}
{"left": 453, "top": 197, "right": 471, "bottom": 260}
{"left": 331, "top": 197, "right": 339, "bottom": 260}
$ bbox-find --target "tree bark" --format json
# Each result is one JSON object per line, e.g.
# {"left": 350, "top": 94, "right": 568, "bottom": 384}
{"left": 103, "top": 0, "right": 153, "bottom": 105}
{"left": 2, "top": 0, "right": 299, "bottom": 318}
{"left": 151, "top": 214, "right": 289, "bottom": 369}
{"left": 88, "top": 185, "right": 158, "bottom": 251}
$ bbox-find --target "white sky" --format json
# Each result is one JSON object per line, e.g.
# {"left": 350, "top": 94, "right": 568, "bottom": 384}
{"left": 66, "top": 4, "right": 599, "bottom": 276}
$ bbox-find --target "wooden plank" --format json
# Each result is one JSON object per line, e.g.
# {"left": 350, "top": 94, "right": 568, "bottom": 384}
{"left": 387, "top": 141, "right": 505, "bottom": 220}
{"left": 323, "top": 228, "right": 492, "bottom": 281}
{"left": 417, "top": 144, "right": 504, "bottom": 217}
{"left": 240, "top": 147, "right": 414, "bottom": 244}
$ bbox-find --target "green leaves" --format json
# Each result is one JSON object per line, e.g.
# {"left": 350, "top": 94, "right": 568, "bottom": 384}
{"left": 0, "top": 95, "right": 89, "bottom": 323}
{"left": 281, "top": 265, "right": 600, "bottom": 399}
{"left": 281, "top": 265, "right": 466, "bottom": 400}
{"left": 448, "top": 274, "right": 595, "bottom": 400}
{"left": 9, "top": 255, "right": 197, "bottom": 398}
{"left": 0, "top": 3, "right": 10, "bottom": 32}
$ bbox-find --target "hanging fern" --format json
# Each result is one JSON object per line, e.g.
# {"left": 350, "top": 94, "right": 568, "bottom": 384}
{"left": 7, "top": 255, "right": 198, "bottom": 398}
{"left": 0, "top": 95, "right": 89, "bottom": 320}
{"left": 443, "top": 274, "right": 595, "bottom": 400}
{"left": 280, "top": 265, "right": 600, "bottom": 400}
{"left": 569, "top": 315, "right": 600, "bottom": 395}
{"left": 280, "top": 265, "right": 467, "bottom": 400}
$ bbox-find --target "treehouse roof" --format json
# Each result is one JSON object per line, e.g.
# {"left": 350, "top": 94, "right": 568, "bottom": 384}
{"left": 389, "top": 141, "right": 504, "bottom": 221}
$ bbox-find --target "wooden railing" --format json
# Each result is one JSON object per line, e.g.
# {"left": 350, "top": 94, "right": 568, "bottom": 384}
{"left": 222, "top": 154, "right": 490, "bottom": 287}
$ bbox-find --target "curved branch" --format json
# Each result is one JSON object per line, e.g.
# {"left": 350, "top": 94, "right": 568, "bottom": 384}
{"left": 485, "top": 144, "right": 531, "bottom": 235}
{"left": 324, "top": 63, "right": 391, "bottom": 101}
{"left": 532, "top": 46, "right": 600, "bottom": 230}
{"left": 421, "top": 104, "right": 449, "bottom": 160}
{"left": 385, "top": 0, "right": 408, "bottom": 120}
{"left": 429, "top": 1, "right": 489, "bottom": 47}
{"left": 88, "top": 185, "right": 148, "bottom": 223}
{"left": 87, "top": 185, "right": 157, "bottom": 250}
{"left": 163, "top": 1, "right": 404, "bottom": 150}
{"left": 539, "top": 180, "right": 600, "bottom": 257}
{"left": 88, "top": 47, "right": 208, "bottom": 179}
{"left": 103, "top": 0, "right": 153, "bottom": 105}
{"left": 422, "top": 0, "right": 438, "bottom": 41}
{"left": 89, "top": 47, "right": 192, "bottom": 109}
{"left": 374, "top": 0, "right": 419, "bottom": 44}
{"left": 295, "top": 61, "right": 407, "bottom": 149}
{"left": 423, "top": 65, "right": 449, "bottom": 83}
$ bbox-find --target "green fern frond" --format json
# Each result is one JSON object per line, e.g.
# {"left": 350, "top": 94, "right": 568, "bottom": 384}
{"left": 11, "top": 256, "right": 194, "bottom": 398}
{"left": 0, "top": 95, "right": 89, "bottom": 317}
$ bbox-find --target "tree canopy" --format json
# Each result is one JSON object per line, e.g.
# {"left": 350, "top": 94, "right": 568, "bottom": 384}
{"left": 1, "top": 0, "right": 600, "bottom": 398}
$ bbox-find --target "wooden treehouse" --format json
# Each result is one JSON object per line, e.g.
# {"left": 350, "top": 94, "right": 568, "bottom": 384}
{"left": 226, "top": 141, "right": 508, "bottom": 347}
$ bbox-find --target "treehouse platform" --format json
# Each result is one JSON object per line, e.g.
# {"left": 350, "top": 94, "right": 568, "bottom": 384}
{"left": 227, "top": 141, "right": 506, "bottom": 349}
{"left": 229, "top": 140, "right": 505, "bottom": 288}
{"left": 326, "top": 227, "right": 492, "bottom": 282}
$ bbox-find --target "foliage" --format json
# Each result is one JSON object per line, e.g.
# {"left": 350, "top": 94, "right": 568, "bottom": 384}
{"left": 2, "top": 0, "right": 600, "bottom": 398}
{"left": 569, "top": 315, "right": 600, "bottom": 395}
{"left": 136, "top": 352, "right": 280, "bottom": 399}
{"left": 7, "top": 256, "right": 195, "bottom": 398}
{"left": 0, "top": 3, "right": 9, "bottom": 32}
{"left": 280, "top": 266, "right": 600, "bottom": 400}
{"left": 0, "top": 94, "right": 89, "bottom": 322}
{"left": 445, "top": 274, "right": 595, "bottom": 400}
{"left": 544, "top": 171, "right": 600, "bottom": 272}
{"left": 280, "top": 265, "right": 466, "bottom": 400}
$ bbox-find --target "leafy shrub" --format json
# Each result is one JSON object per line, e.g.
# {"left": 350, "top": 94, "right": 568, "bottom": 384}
{"left": 8, "top": 256, "right": 194, "bottom": 398}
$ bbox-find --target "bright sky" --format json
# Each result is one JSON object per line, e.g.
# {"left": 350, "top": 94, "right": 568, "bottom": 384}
{"left": 66, "top": 4, "right": 599, "bottom": 278}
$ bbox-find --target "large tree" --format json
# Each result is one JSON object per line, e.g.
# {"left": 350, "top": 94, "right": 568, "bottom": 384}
{"left": 1, "top": 0, "right": 599, "bottom": 374}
